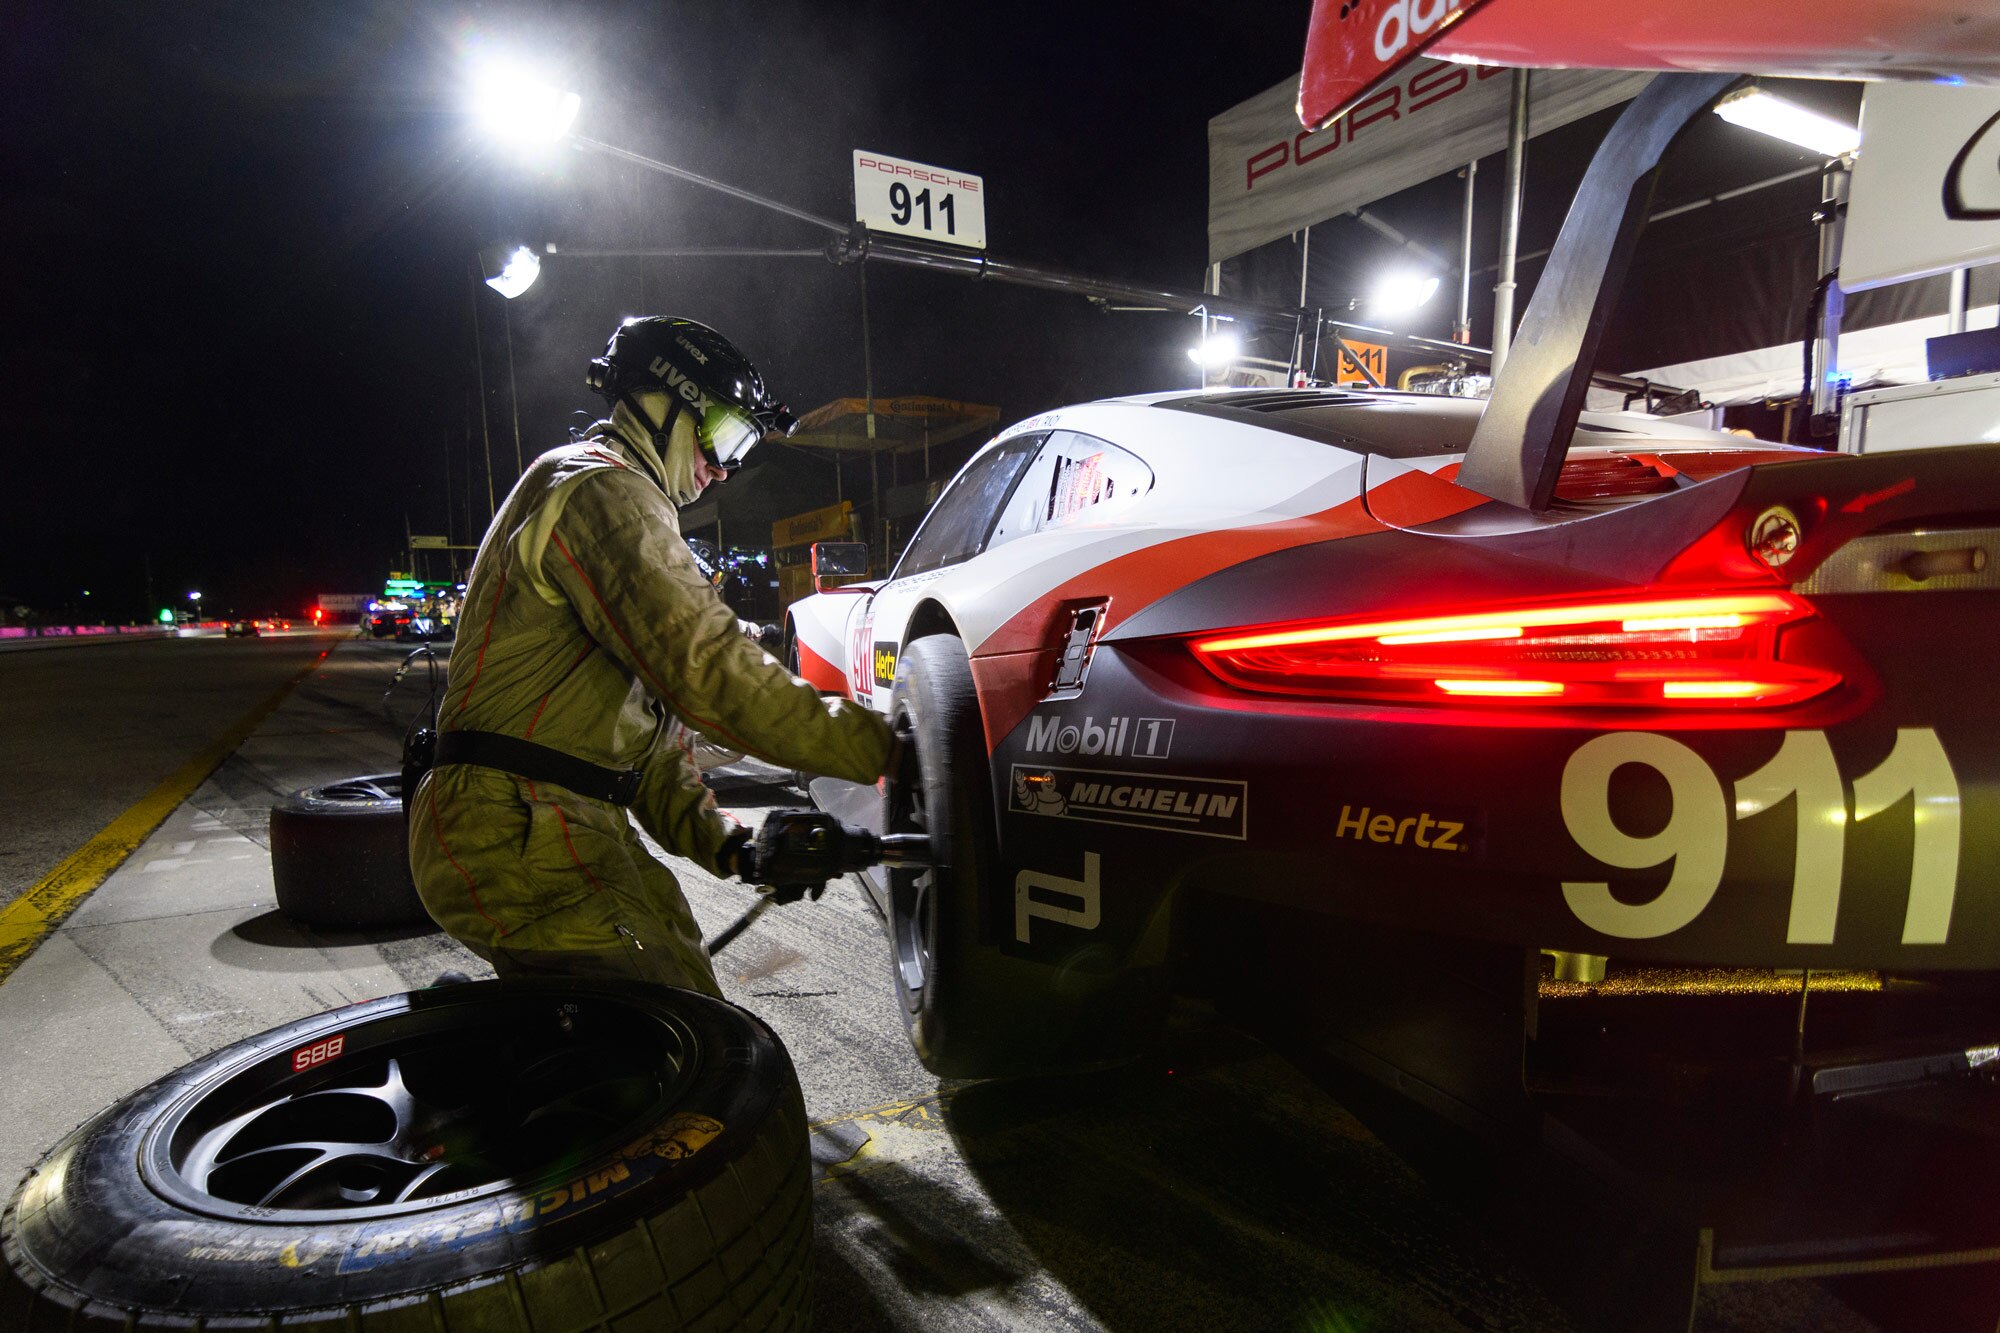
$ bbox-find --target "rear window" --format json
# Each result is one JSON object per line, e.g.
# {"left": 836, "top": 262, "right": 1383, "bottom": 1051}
{"left": 988, "top": 431, "right": 1155, "bottom": 550}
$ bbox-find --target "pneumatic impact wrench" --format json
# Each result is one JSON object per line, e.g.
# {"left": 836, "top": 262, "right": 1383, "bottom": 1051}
{"left": 704, "top": 810, "right": 931, "bottom": 957}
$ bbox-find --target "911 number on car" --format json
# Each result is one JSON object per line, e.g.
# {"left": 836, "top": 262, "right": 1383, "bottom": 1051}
{"left": 1561, "top": 729, "right": 1962, "bottom": 944}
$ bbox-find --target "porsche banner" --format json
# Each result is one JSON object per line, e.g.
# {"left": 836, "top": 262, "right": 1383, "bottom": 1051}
{"left": 1843, "top": 82, "right": 2000, "bottom": 292}
{"left": 1208, "top": 60, "right": 1650, "bottom": 264}
{"left": 1297, "top": 0, "right": 2000, "bottom": 133}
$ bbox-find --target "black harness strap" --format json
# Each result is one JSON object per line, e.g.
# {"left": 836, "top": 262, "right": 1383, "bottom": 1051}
{"left": 434, "top": 730, "right": 643, "bottom": 806}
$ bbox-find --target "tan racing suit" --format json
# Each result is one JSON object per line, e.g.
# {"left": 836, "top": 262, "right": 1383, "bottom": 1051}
{"left": 408, "top": 418, "right": 892, "bottom": 995}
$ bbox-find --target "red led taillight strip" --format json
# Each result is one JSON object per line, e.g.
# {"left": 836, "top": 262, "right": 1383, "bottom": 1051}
{"left": 1187, "top": 591, "right": 1840, "bottom": 709}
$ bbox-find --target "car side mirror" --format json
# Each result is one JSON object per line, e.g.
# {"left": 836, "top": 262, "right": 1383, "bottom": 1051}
{"left": 811, "top": 541, "right": 870, "bottom": 592}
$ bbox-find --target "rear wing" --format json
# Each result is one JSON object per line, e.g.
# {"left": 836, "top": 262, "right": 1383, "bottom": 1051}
{"left": 1299, "top": 0, "right": 2000, "bottom": 511}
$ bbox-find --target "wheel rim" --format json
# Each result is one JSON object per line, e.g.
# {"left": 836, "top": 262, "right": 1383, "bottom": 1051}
{"left": 143, "top": 990, "right": 699, "bottom": 1222}
{"left": 887, "top": 718, "right": 933, "bottom": 1010}
{"left": 313, "top": 776, "right": 400, "bottom": 802}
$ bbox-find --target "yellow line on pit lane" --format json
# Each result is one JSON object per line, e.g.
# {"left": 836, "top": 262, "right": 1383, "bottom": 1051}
{"left": 0, "top": 648, "right": 332, "bottom": 986}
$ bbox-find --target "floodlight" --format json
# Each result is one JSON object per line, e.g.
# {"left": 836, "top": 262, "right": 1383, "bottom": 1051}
{"left": 1187, "top": 332, "right": 1241, "bottom": 369}
{"left": 482, "top": 245, "right": 542, "bottom": 299}
{"left": 472, "top": 63, "right": 581, "bottom": 145}
{"left": 1370, "top": 273, "right": 1441, "bottom": 317}
{"left": 1713, "top": 87, "right": 1859, "bottom": 157}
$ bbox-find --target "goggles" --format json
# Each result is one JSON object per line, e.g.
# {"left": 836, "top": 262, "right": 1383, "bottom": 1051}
{"left": 697, "top": 402, "right": 763, "bottom": 471}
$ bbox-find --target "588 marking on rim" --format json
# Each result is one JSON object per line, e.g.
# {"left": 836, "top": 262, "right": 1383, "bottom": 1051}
{"left": 291, "top": 1034, "right": 346, "bottom": 1073}
{"left": 1560, "top": 729, "right": 1962, "bottom": 943}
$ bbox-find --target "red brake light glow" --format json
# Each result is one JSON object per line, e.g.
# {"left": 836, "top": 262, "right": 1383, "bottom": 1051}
{"left": 1187, "top": 591, "right": 1840, "bottom": 709}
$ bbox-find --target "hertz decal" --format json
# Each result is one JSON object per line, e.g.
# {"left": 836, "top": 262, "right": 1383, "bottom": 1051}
{"left": 872, "top": 642, "right": 898, "bottom": 689}
{"left": 1334, "top": 802, "right": 1473, "bottom": 855}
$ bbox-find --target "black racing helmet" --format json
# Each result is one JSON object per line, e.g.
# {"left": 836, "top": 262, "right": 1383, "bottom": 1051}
{"left": 586, "top": 316, "right": 798, "bottom": 469}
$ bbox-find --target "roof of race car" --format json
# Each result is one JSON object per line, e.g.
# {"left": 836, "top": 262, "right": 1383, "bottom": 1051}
{"left": 1006, "top": 386, "right": 1769, "bottom": 462}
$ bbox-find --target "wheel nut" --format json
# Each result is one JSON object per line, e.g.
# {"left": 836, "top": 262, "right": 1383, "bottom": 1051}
{"left": 1749, "top": 506, "right": 1802, "bottom": 568}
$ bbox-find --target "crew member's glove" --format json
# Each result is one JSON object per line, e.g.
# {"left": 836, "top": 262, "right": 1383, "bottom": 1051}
{"left": 731, "top": 810, "right": 877, "bottom": 904}
{"left": 734, "top": 620, "right": 783, "bottom": 655}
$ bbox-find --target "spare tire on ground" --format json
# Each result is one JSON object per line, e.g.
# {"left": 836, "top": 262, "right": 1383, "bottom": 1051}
{"left": 1, "top": 980, "right": 813, "bottom": 1330}
{"left": 269, "top": 773, "right": 428, "bottom": 929}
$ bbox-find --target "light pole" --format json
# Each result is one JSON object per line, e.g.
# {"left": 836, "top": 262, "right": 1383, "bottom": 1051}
{"left": 476, "top": 246, "right": 533, "bottom": 482}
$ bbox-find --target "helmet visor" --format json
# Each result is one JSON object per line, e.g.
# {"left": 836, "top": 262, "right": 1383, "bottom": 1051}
{"left": 697, "top": 403, "right": 763, "bottom": 471}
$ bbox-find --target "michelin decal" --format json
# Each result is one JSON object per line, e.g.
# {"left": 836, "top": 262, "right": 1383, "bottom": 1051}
{"left": 1011, "top": 764, "right": 1247, "bottom": 840}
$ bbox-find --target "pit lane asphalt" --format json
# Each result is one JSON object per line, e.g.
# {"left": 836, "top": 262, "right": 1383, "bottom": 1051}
{"left": 0, "top": 636, "right": 1891, "bottom": 1332}
{"left": 0, "top": 631, "right": 343, "bottom": 913}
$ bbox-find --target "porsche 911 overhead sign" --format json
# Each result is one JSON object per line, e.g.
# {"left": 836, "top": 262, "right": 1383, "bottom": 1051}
{"left": 1300, "top": 0, "right": 2000, "bottom": 130}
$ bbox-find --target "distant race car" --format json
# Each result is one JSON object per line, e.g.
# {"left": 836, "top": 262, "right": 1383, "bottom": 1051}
{"left": 224, "top": 620, "right": 259, "bottom": 638}
{"left": 367, "top": 610, "right": 411, "bottom": 639}
{"left": 785, "top": 387, "right": 1999, "bottom": 1085}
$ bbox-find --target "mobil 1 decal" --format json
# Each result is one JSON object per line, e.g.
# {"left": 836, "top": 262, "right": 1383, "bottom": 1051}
{"left": 1559, "top": 728, "right": 1969, "bottom": 948}
{"left": 1011, "top": 765, "right": 1247, "bottom": 840}
{"left": 1023, "top": 712, "right": 1175, "bottom": 760}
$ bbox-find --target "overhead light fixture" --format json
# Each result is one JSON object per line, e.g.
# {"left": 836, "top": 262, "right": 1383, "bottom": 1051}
{"left": 1187, "top": 331, "right": 1240, "bottom": 369}
{"left": 482, "top": 245, "right": 542, "bottom": 299}
{"left": 1369, "top": 272, "right": 1440, "bottom": 317}
{"left": 472, "top": 62, "right": 581, "bottom": 145}
{"left": 1713, "top": 87, "right": 1859, "bottom": 157}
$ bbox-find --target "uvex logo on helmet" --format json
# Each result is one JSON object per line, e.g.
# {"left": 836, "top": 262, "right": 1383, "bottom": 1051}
{"left": 1365, "top": 0, "right": 1465, "bottom": 63}
{"left": 675, "top": 335, "right": 710, "bottom": 365}
{"left": 648, "top": 358, "right": 714, "bottom": 412}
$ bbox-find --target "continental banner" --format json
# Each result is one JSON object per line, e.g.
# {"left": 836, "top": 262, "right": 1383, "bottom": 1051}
{"left": 1207, "top": 60, "right": 1652, "bottom": 264}
{"left": 771, "top": 501, "right": 853, "bottom": 550}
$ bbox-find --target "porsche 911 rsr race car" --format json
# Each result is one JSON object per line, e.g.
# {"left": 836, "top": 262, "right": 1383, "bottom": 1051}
{"left": 787, "top": 387, "right": 1999, "bottom": 1104}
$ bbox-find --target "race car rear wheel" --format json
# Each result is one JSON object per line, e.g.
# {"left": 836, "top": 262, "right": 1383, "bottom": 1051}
{"left": 887, "top": 635, "right": 1003, "bottom": 1076}
{"left": 0, "top": 980, "right": 812, "bottom": 1330}
{"left": 889, "top": 634, "right": 1176, "bottom": 1080}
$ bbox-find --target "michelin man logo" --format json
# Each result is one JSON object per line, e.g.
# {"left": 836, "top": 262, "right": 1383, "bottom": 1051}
{"left": 1013, "top": 769, "right": 1066, "bottom": 816}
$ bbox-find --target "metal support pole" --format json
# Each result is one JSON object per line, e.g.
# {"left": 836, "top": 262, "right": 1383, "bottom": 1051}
{"left": 1948, "top": 267, "right": 1969, "bottom": 335}
{"left": 1292, "top": 228, "right": 1313, "bottom": 382}
{"left": 1456, "top": 160, "right": 1478, "bottom": 345}
{"left": 502, "top": 299, "right": 524, "bottom": 481}
{"left": 468, "top": 264, "right": 496, "bottom": 523}
{"left": 572, "top": 136, "right": 849, "bottom": 235}
{"left": 860, "top": 264, "right": 881, "bottom": 567}
{"left": 1810, "top": 160, "right": 1852, "bottom": 425}
{"left": 1493, "top": 71, "right": 1531, "bottom": 373}
{"left": 462, "top": 387, "right": 477, "bottom": 545}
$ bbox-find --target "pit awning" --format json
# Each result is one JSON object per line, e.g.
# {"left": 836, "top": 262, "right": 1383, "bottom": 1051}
{"left": 786, "top": 396, "right": 1000, "bottom": 455}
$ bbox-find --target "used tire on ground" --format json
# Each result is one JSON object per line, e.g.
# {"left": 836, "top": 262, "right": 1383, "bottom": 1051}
{"left": 1, "top": 980, "right": 813, "bottom": 1331}
{"left": 269, "top": 773, "right": 428, "bottom": 929}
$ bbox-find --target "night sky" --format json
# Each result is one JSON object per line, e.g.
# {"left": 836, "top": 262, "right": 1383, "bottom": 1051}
{"left": 2, "top": 2, "right": 1315, "bottom": 621}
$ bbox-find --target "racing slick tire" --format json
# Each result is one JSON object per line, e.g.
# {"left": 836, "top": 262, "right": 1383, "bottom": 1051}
{"left": 269, "top": 773, "right": 428, "bottom": 930}
{"left": 0, "top": 981, "right": 813, "bottom": 1331}
{"left": 889, "top": 634, "right": 1167, "bottom": 1079}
